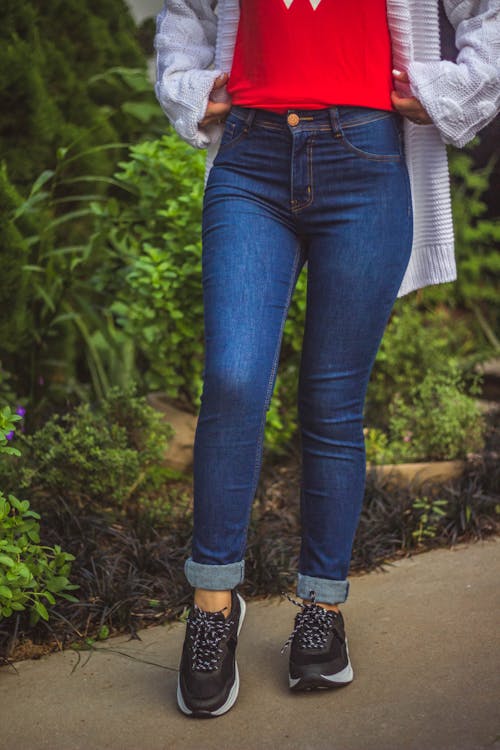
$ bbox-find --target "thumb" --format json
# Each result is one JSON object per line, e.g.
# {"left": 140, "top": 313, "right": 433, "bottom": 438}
{"left": 212, "top": 72, "right": 229, "bottom": 90}
{"left": 392, "top": 69, "right": 409, "bottom": 84}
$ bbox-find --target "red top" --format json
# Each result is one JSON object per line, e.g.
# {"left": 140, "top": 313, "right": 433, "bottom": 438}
{"left": 227, "top": 0, "right": 394, "bottom": 113}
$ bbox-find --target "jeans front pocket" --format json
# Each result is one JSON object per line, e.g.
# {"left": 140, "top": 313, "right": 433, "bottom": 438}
{"left": 335, "top": 109, "right": 403, "bottom": 162}
{"left": 217, "top": 111, "right": 250, "bottom": 154}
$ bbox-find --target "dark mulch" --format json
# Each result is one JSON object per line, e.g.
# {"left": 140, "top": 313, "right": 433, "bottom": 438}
{"left": 1, "top": 433, "right": 498, "bottom": 665}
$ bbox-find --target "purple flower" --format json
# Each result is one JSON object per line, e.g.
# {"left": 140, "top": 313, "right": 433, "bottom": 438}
{"left": 5, "top": 431, "right": 14, "bottom": 441}
{"left": 16, "top": 406, "right": 26, "bottom": 418}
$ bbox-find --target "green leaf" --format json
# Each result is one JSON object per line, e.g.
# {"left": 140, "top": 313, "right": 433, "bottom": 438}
{"left": 29, "top": 169, "right": 55, "bottom": 197}
{"left": 14, "top": 564, "right": 32, "bottom": 580}
{"left": 58, "top": 593, "right": 80, "bottom": 603}
{"left": 46, "top": 576, "right": 69, "bottom": 592}
{"left": 0, "top": 555, "right": 15, "bottom": 568}
{"left": 1, "top": 447, "right": 21, "bottom": 457}
{"left": 42, "top": 591, "right": 56, "bottom": 605}
{"left": 0, "top": 544, "right": 21, "bottom": 553}
{"left": 98, "top": 625, "right": 110, "bottom": 640}
{"left": 0, "top": 586, "right": 13, "bottom": 599}
{"left": 34, "top": 600, "right": 49, "bottom": 621}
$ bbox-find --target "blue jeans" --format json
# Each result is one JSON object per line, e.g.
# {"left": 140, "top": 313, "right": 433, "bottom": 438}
{"left": 185, "top": 104, "right": 413, "bottom": 604}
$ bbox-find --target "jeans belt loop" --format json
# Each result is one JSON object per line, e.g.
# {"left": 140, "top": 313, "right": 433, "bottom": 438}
{"left": 328, "top": 106, "right": 342, "bottom": 139}
{"left": 245, "top": 107, "right": 256, "bottom": 129}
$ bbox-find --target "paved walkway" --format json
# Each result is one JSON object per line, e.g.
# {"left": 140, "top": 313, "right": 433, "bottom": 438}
{"left": 1, "top": 539, "right": 499, "bottom": 750}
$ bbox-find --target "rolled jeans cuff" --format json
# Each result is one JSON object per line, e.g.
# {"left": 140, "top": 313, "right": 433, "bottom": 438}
{"left": 184, "top": 557, "right": 245, "bottom": 590}
{"left": 296, "top": 574, "right": 350, "bottom": 605}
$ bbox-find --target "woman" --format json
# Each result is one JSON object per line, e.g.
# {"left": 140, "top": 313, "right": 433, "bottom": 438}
{"left": 154, "top": 0, "right": 499, "bottom": 718}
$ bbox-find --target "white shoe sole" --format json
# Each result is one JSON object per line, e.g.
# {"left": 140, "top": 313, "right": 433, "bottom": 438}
{"left": 177, "top": 593, "right": 246, "bottom": 717}
{"left": 288, "top": 636, "right": 354, "bottom": 690}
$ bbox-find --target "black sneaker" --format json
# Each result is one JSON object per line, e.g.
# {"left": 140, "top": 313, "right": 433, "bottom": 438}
{"left": 177, "top": 589, "right": 246, "bottom": 717}
{"left": 281, "top": 591, "right": 353, "bottom": 691}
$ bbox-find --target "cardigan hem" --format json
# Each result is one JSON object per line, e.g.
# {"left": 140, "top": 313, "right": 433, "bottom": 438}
{"left": 397, "top": 243, "right": 457, "bottom": 298}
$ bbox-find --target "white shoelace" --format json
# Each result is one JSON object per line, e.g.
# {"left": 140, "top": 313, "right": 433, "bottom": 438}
{"left": 188, "top": 604, "right": 232, "bottom": 672}
{"left": 280, "top": 592, "right": 339, "bottom": 654}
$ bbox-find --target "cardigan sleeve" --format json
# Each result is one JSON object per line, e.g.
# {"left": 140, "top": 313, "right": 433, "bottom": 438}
{"left": 154, "top": 1, "right": 222, "bottom": 148}
{"left": 408, "top": 0, "right": 500, "bottom": 148}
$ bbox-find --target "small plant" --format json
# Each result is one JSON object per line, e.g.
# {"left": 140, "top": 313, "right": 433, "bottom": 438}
{"left": 411, "top": 496, "right": 449, "bottom": 545}
{"left": 387, "top": 365, "right": 485, "bottom": 462}
{"left": 0, "top": 407, "right": 22, "bottom": 457}
{"left": 0, "top": 412, "right": 78, "bottom": 624}
{"left": 15, "top": 386, "right": 173, "bottom": 511}
{"left": 366, "top": 300, "right": 478, "bottom": 429}
{"left": 364, "top": 427, "right": 393, "bottom": 465}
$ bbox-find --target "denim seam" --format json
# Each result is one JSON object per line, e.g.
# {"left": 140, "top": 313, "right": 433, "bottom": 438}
{"left": 243, "top": 245, "right": 304, "bottom": 559}
{"left": 328, "top": 107, "right": 401, "bottom": 162}
{"left": 217, "top": 124, "right": 250, "bottom": 154}
{"left": 341, "top": 112, "right": 394, "bottom": 129}
{"left": 337, "top": 132, "right": 402, "bottom": 162}
{"left": 255, "top": 121, "right": 287, "bottom": 132}
{"left": 257, "top": 122, "right": 331, "bottom": 134}
{"left": 291, "top": 136, "right": 315, "bottom": 213}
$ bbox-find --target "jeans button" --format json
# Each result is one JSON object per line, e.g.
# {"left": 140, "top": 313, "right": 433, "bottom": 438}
{"left": 287, "top": 113, "right": 300, "bottom": 126}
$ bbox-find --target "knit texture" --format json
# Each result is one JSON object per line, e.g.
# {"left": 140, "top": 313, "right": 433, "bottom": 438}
{"left": 154, "top": 0, "right": 500, "bottom": 297}
{"left": 154, "top": 1, "right": 222, "bottom": 148}
{"left": 408, "top": 0, "right": 500, "bottom": 149}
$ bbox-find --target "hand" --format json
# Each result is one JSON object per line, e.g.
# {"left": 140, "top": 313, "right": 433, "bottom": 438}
{"left": 199, "top": 73, "right": 232, "bottom": 128}
{"left": 391, "top": 70, "right": 433, "bottom": 125}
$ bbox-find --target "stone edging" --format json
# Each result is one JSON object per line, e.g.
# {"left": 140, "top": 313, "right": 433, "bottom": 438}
{"left": 366, "top": 460, "right": 466, "bottom": 487}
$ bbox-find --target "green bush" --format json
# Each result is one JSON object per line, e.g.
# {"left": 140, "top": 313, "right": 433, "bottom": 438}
{"left": 1, "top": 1, "right": 165, "bottom": 408}
{"left": 90, "top": 133, "right": 310, "bottom": 451}
{"left": 13, "top": 387, "right": 173, "bottom": 512}
{"left": 386, "top": 366, "right": 485, "bottom": 462}
{"left": 0, "top": 163, "right": 32, "bottom": 355}
{"left": 416, "top": 145, "right": 500, "bottom": 342}
{"left": 0, "top": 407, "right": 78, "bottom": 624}
{"left": 100, "top": 135, "right": 207, "bottom": 403}
{"left": 0, "top": 0, "right": 156, "bottom": 190}
{"left": 366, "top": 299, "right": 479, "bottom": 429}
{"left": 2, "top": 137, "right": 144, "bottom": 409}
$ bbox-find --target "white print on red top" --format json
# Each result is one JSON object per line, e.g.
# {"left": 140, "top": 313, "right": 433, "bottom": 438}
{"left": 283, "top": 0, "right": 323, "bottom": 8}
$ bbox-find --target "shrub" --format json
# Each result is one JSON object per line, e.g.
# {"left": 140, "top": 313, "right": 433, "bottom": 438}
{"left": 14, "top": 387, "right": 173, "bottom": 512}
{"left": 101, "top": 135, "right": 207, "bottom": 402}
{"left": 386, "top": 366, "right": 485, "bottom": 462}
{"left": 1, "top": 1, "right": 165, "bottom": 407}
{"left": 0, "top": 407, "right": 78, "bottom": 624}
{"left": 0, "top": 0, "right": 153, "bottom": 190}
{"left": 93, "top": 134, "right": 308, "bottom": 451}
{"left": 416, "top": 144, "right": 500, "bottom": 342}
{"left": 0, "top": 164, "right": 31, "bottom": 355}
{"left": 366, "top": 299, "right": 479, "bottom": 429}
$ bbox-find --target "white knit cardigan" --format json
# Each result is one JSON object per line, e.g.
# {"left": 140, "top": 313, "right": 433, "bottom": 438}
{"left": 154, "top": 0, "right": 500, "bottom": 298}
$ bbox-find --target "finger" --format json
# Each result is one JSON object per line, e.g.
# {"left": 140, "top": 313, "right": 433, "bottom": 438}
{"left": 392, "top": 69, "right": 410, "bottom": 84}
{"left": 199, "top": 116, "right": 226, "bottom": 128}
{"left": 391, "top": 94, "right": 424, "bottom": 115}
{"left": 204, "top": 101, "right": 231, "bottom": 119}
{"left": 391, "top": 91, "right": 421, "bottom": 108}
{"left": 212, "top": 73, "right": 229, "bottom": 91}
{"left": 390, "top": 94, "right": 432, "bottom": 124}
{"left": 199, "top": 103, "right": 231, "bottom": 128}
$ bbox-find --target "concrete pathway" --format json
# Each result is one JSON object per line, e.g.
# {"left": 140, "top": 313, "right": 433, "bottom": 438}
{"left": 1, "top": 540, "right": 499, "bottom": 750}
